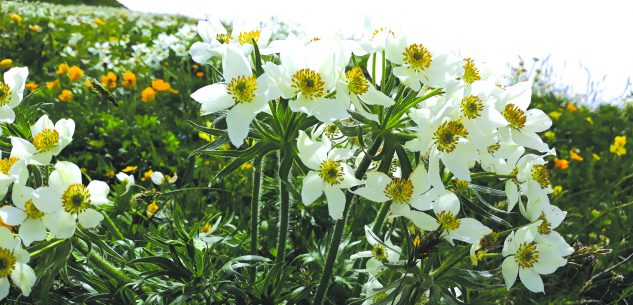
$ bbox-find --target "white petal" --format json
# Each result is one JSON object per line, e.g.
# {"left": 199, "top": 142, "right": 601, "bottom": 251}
{"left": 324, "top": 186, "right": 346, "bottom": 220}
{"left": 78, "top": 208, "right": 104, "bottom": 228}
{"left": 31, "top": 114, "right": 54, "bottom": 136}
{"left": 9, "top": 137, "right": 36, "bottom": 160}
{"left": 450, "top": 218, "right": 491, "bottom": 244}
{"left": 189, "top": 41, "right": 215, "bottom": 64}
{"left": 18, "top": 219, "right": 47, "bottom": 246}
{"left": 410, "top": 164, "right": 431, "bottom": 196}
{"left": 408, "top": 210, "right": 439, "bottom": 231}
{"left": 410, "top": 191, "right": 436, "bottom": 211}
{"left": 350, "top": 250, "right": 373, "bottom": 260}
{"left": 191, "top": 84, "right": 235, "bottom": 115}
{"left": 533, "top": 245, "right": 566, "bottom": 275}
{"left": 31, "top": 186, "right": 63, "bottom": 214}
{"left": 0, "top": 227, "right": 17, "bottom": 249}
{"left": 0, "top": 206, "right": 26, "bottom": 226}
{"left": 296, "top": 130, "right": 329, "bottom": 169}
{"left": 311, "top": 98, "right": 351, "bottom": 123}
{"left": 355, "top": 172, "right": 391, "bottom": 202}
{"left": 433, "top": 190, "right": 461, "bottom": 215}
{"left": 301, "top": 171, "right": 323, "bottom": 205}
{"left": 226, "top": 103, "right": 260, "bottom": 147}
{"left": 0, "top": 105, "right": 15, "bottom": 124}
{"left": 519, "top": 267, "right": 545, "bottom": 293}
{"left": 523, "top": 109, "right": 552, "bottom": 133}
{"left": 87, "top": 180, "right": 110, "bottom": 205}
{"left": 10, "top": 263, "right": 36, "bottom": 297}
{"left": 336, "top": 164, "right": 360, "bottom": 189}
{"left": 50, "top": 161, "right": 82, "bottom": 190}
{"left": 0, "top": 277, "right": 9, "bottom": 301}
{"left": 44, "top": 212, "right": 77, "bottom": 239}
{"left": 359, "top": 86, "right": 395, "bottom": 106}
{"left": 502, "top": 257, "right": 518, "bottom": 289}
{"left": 505, "top": 180, "right": 519, "bottom": 212}
{"left": 222, "top": 45, "right": 252, "bottom": 81}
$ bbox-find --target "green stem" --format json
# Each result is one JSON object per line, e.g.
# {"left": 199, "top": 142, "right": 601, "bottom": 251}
{"left": 101, "top": 211, "right": 125, "bottom": 240}
{"left": 312, "top": 137, "right": 383, "bottom": 305}
{"left": 275, "top": 151, "right": 293, "bottom": 264}
{"left": 30, "top": 239, "right": 66, "bottom": 259}
{"left": 250, "top": 156, "right": 264, "bottom": 282}
{"left": 73, "top": 238, "right": 130, "bottom": 284}
{"left": 431, "top": 247, "right": 470, "bottom": 280}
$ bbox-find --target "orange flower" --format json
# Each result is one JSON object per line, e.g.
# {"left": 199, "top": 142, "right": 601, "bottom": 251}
{"left": 84, "top": 79, "right": 93, "bottom": 89}
{"left": 566, "top": 103, "right": 578, "bottom": 112}
{"left": 94, "top": 18, "right": 106, "bottom": 27}
{"left": 56, "top": 63, "right": 70, "bottom": 75}
{"left": 123, "top": 71, "right": 136, "bottom": 88}
{"left": 554, "top": 159, "right": 569, "bottom": 170}
{"left": 0, "top": 59, "right": 12, "bottom": 69}
{"left": 570, "top": 151, "right": 584, "bottom": 161}
{"left": 196, "top": 72, "right": 204, "bottom": 78}
{"left": 29, "top": 25, "right": 41, "bottom": 31}
{"left": 47, "top": 79, "right": 60, "bottom": 89}
{"left": 101, "top": 72, "right": 117, "bottom": 89}
{"left": 151, "top": 79, "right": 171, "bottom": 91}
{"left": 58, "top": 89, "right": 73, "bottom": 102}
{"left": 141, "top": 87, "right": 156, "bottom": 103}
{"left": 25, "top": 81, "right": 38, "bottom": 91}
{"left": 68, "top": 65, "right": 84, "bottom": 81}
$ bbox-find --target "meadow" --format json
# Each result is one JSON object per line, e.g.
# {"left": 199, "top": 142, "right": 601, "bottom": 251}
{"left": 0, "top": 1, "right": 631, "bottom": 304}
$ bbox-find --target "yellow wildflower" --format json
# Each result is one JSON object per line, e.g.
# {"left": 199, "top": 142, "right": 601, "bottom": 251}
{"left": 141, "top": 87, "right": 156, "bottom": 103}
{"left": 200, "top": 223, "right": 212, "bottom": 233}
{"left": 585, "top": 116, "right": 594, "bottom": 125}
{"left": 242, "top": 163, "right": 253, "bottom": 170}
{"left": 549, "top": 111, "right": 561, "bottom": 120}
{"left": 9, "top": 14, "right": 22, "bottom": 24}
{"left": 196, "top": 72, "right": 204, "bottom": 78}
{"left": 152, "top": 79, "right": 179, "bottom": 94}
{"left": 25, "top": 82, "right": 38, "bottom": 91}
{"left": 142, "top": 169, "right": 154, "bottom": 181}
{"left": 610, "top": 136, "right": 627, "bottom": 157}
{"left": 46, "top": 79, "right": 60, "bottom": 89}
{"left": 123, "top": 71, "right": 136, "bottom": 88}
{"left": 56, "top": 63, "right": 70, "bottom": 75}
{"left": 614, "top": 135, "right": 626, "bottom": 146}
{"left": 122, "top": 165, "right": 138, "bottom": 173}
{"left": 105, "top": 170, "right": 115, "bottom": 178}
{"left": 198, "top": 132, "right": 211, "bottom": 142}
{"left": 552, "top": 185, "right": 563, "bottom": 197}
{"left": 566, "top": 103, "right": 578, "bottom": 112}
{"left": 544, "top": 131, "right": 556, "bottom": 142}
{"left": 94, "top": 18, "right": 106, "bottom": 27}
{"left": 0, "top": 59, "right": 12, "bottom": 69}
{"left": 29, "top": 25, "right": 41, "bottom": 31}
{"left": 592, "top": 153, "right": 601, "bottom": 161}
{"left": 58, "top": 89, "right": 73, "bottom": 102}
{"left": 101, "top": 72, "right": 117, "bottom": 89}
{"left": 146, "top": 202, "right": 159, "bottom": 218}
{"left": 570, "top": 150, "right": 583, "bottom": 161}
{"left": 68, "top": 65, "right": 84, "bottom": 81}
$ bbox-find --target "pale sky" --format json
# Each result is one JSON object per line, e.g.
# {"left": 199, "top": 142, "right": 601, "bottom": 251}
{"left": 119, "top": 0, "right": 633, "bottom": 105}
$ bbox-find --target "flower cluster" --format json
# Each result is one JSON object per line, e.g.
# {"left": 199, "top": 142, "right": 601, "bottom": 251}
{"left": 0, "top": 67, "right": 111, "bottom": 300}
{"left": 189, "top": 19, "right": 572, "bottom": 298}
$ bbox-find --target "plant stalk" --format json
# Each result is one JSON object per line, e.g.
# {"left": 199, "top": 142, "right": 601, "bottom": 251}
{"left": 249, "top": 156, "right": 264, "bottom": 282}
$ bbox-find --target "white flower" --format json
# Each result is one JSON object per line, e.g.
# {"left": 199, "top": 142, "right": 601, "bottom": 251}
{"left": 495, "top": 82, "right": 553, "bottom": 153}
{"left": 385, "top": 35, "right": 460, "bottom": 90}
{"left": 498, "top": 153, "right": 552, "bottom": 212}
{"left": 0, "top": 67, "right": 29, "bottom": 125}
{"left": 350, "top": 225, "right": 401, "bottom": 275}
{"left": 116, "top": 172, "right": 135, "bottom": 192}
{"left": 335, "top": 66, "right": 395, "bottom": 123}
{"left": 297, "top": 131, "right": 359, "bottom": 220}
{"left": 263, "top": 39, "right": 350, "bottom": 123}
{"left": 525, "top": 196, "right": 574, "bottom": 256}
{"left": 0, "top": 227, "right": 37, "bottom": 300}
{"left": 31, "top": 161, "right": 110, "bottom": 239}
{"left": 0, "top": 184, "right": 48, "bottom": 246}
{"left": 355, "top": 165, "right": 439, "bottom": 231}
{"left": 501, "top": 225, "right": 567, "bottom": 293}
{"left": 191, "top": 45, "right": 278, "bottom": 147}
{"left": 361, "top": 276, "right": 401, "bottom": 305}
{"left": 151, "top": 171, "right": 165, "bottom": 185}
{"left": 0, "top": 154, "right": 28, "bottom": 200}
{"left": 425, "top": 190, "right": 492, "bottom": 245}
{"left": 10, "top": 115, "right": 75, "bottom": 165}
{"left": 189, "top": 18, "right": 229, "bottom": 64}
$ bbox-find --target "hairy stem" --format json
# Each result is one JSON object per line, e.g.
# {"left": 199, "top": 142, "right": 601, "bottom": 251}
{"left": 249, "top": 156, "right": 264, "bottom": 282}
{"left": 276, "top": 151, "right": 293, "bottom": 264}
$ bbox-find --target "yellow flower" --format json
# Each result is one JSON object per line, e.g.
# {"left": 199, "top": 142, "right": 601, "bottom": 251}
{"left": 142, "top": 169, "right": 154, "bottom": 181}
{"left": 570, "top": 150, "right": 583, "bottom": 161}
{"left": 101, "top": 72, "right": 117, "bottom": 89}
{"left": 585, "top": 116, "right": 594, "bottom": 125}
{"left": 592, "top": 153, "right": 601, "bottom": 161}
{"left": 554, "top": 159, "right": 569, "bottom": 170}
{"left": 25, "top": 82, "right": 38, "bottom": 91}
{"left": 544, "top": 131, "right": 556, "bottom": 142}
{"left": 29, "top": 25, "right": 41, "bottom": 31}
{"left": 200, "top": 223, "right": 212, "bottom": 233}
{"left": 122, "top": 165, "right": 138, "bottom": 173}
{"left": 242, "top": 163, "right": 253, "bottom": 170}
{"left": 610, "top": 136, "right": 627, "bottom": 157}
{"left": 141, "top": 87, "right": 156, "bottom": 103}
{"left": 566, "top": 103, "right": 578, "bottom": 112}
{"left": 198, "top": 132, "right": 211, "bottom": 142}
{"left": 549, "top": 111, "right": 561, "bottom": 120}
{"left": 94, "top": 18, "right": 106, "bottom": 27}
{"left": 84, "top": 79, "right": 93, "bottom": 89}
{"left": 552, "top": 185, "right": 563, "bottom": 197}
{"left": 123, "top": 71, "right": 136, "bottom": 88}
{"left": 152, "top": 79, "right": 179, "bottom": 94}
{"left": 105, "top": 170, "right": 115, "bottom": 178}
{"left": 9, "top": 13, "right": 22, "bottom": 24}
{"left": 68, "top": 65, "right": 84, "bottom": 81}
{"left": 146, "top": 202, "right": 159, "bottom": 218}
{"left": 58, "top": 89, "right": 73, "bottom": 102}
{"left": 47, "top": 79, "right": 60, "bottom": 89}
{"left": 56, "top": 63, "right": 70, "bottom": 75}
{"left": 0, "top": 59, "right": 13, "bottom": 69}
{"left": 614, "top": 135, "right": 626, "bottom": 146}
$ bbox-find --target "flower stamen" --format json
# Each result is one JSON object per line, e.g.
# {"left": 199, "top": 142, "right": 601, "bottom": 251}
{"left": 227, "top": 75, "right": 258, "bottom": 103}
{"left": 33, "top": 129, "right": 60, "bottom": 152}
{"left": 319, "top": 160, "right": 343, "bottom": 185}
{"left": 403, "top": 44, "right": 432, "bottom": 71}
{"left": 291, "top": 68, "right": 325, "bottom": 99}
{"left": 346, "top": 67, "right": 369, "bottom": 95}
{"left": 384, "top": 178, "right": 414, "bottom": 204}
{"left": 503, "top": 104, "right": 527, "bottom": 129}
{"left": 433, "top": 120, "right": 469, "bottom": 153}
{"left": 62, "top": 183, "right": 91, "bottom": 214}
{"left": 515, "top": 242, "right": 539, "bottom": 268}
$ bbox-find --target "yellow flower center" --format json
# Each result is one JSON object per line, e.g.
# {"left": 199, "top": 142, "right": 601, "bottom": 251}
{"left": 216, "top": 33, "right": 233, "bottom": 44}
{"left": 502, "top": 104, "right": 527, "bottom": 129}
{"left": 0, "top": 247, "right": 16, "bottom": 278}
{"left": 200, "top": 223, "right": 212, "bottom": 234}
{"left": 371, "top": 27, "right": 395, "bottom": 39}
{"left": 0, "top": 157, "right": 19, "bottom": 175}
{"left": 510, "top": 167, "right": 520, "bottom": 184}
{"left": 0, "top": 82, "right": 11, "bottom": 106}
{"left": 403, "top": 43, "right": 432, "bottom": 71}
{"left": 62, "top": 183, "right": 91, "bottom": 214}
{"left": 33, "top": 128, "right": 60, "bottom": 152}
{"left": 371, "top": 244, "right": 388, "bottom": 262}
{"left": 461, "top": 95, "right": 484, "bottom": 119}
{"left": 537, "top": 212, "right": 551, "bottom": 235}
{"left": 346, "top": 67, "right": 369, "bottom": 95}
{"left": 463, "top": 58, "right": 481, "bottom": 84}
{"left": 384, "top": 178, "right": 414, "bottom": 204}
{"left": 237, "top": 30, "right": 260, "bottom": 45}
{"left": 433, "top": 120, "right": 469, "bottom": 153}
{"left": 531, "top": 165, "right": 551, "bottom": 188}
{"left": 436, "top": 211, "right": 461, "bottom": 231}
{"left": 227, "top": 75, "right": 258, "bottom": 103}
{"left": 318, "top": 160, "right": 343, "bottom": 185}
{"left": 515, "top": 242, "right": 539, "bottom": 268}
{"left": 24, "top": 200, "right": 44, "bottom": 219}
{"left": 291, "top": 68, "right": 325, "bottom": 99}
